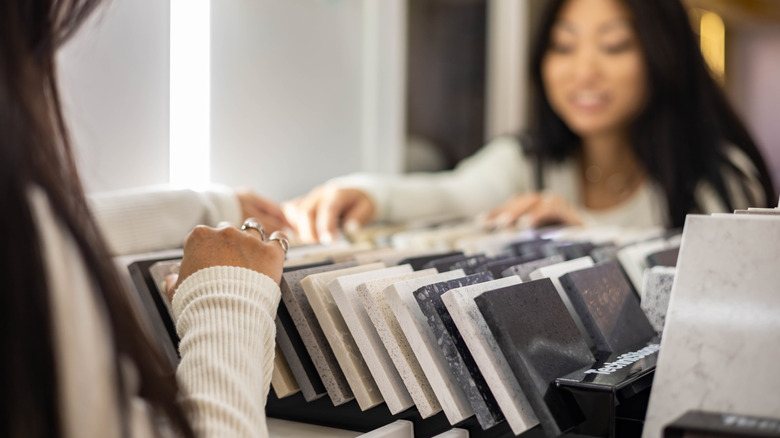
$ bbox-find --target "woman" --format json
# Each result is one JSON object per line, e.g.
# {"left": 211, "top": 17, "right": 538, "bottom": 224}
{"left": 1, "top": 0, "right": 285, "bottom": 436}
{"left": 284, "top": 0, "right": 776, "bottom": 243}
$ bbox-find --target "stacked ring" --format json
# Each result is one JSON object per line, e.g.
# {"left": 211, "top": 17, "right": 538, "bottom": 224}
{"left": 240, "top": 219, "right": 267, "bottom": 241}
{"left": 269, "top": 231, "right": 289, "bottom": 254}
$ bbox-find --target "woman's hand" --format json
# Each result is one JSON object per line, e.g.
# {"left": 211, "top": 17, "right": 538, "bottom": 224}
{"left": 483, "top": 192, "right": 584, "bottom": 229}
{"left": 235, "top": 188, "right": 290, "bottom": 234}
{"left": 167, "top": 220, "right": 286, "bottom": 303}
{"left": 282, "top": 185, "right": 375, "bottom": 244}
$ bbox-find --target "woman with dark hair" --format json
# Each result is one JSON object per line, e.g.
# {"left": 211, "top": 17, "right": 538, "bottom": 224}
{"left": 2, "top": 0, "right": 286, "bottom": 436}
{"left": 285, "top": 0, "right": 776, "bottom": 242}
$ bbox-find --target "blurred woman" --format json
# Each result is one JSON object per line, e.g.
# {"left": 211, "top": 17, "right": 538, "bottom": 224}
{"left": 285, "top": 0, "right": 776, "bottom": 242}
{"left": 1, "top": 0, "right": 285, "bottom": 436}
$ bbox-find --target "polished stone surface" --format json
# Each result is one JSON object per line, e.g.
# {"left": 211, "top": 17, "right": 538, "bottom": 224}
{"left": 356, "top": 269, "right": 449, "bottom": 418}
{"left": 501, "top": 255, "right": 565, "bottom": 282}
{"left": 529, "top": 256, "right": 595, "bottom": 349}
{"left": 559, "top": 261, "right": 655, "bottom": 353}
{"left": 640, "top": 266, "right": 676, "bottom": 335}
{"left": 476, "top": 279, "right": 595, "bottom": 436}
{"left": 480, "top": 255, "right": 536, "bottom": 279}
{"left": 355, "top": 419, "right": 413, "bottom": 438}
{"left": 329, "top": 265, "right": 416, "bottom": 414}
{"left": 386, "top": 270, "right": 476, "bottom": 425}
{"left": 643, "top": 214, "right": 780, "bottom": 438}
{"left": 617, "top": 239, "right": 671, "bottom": 299}
{"left": 413, "top": 272, "right": 503, "bottom": 430}
{"left": 645, "top": 247, "right": 679, "bottom": 268}
{"left": 442, "top": 277, "right": 539, "bottom": 435}
{"left": 271, "top": 344, "right": 300, "bottom": 398}
{"left": 590, "top": 244, "right": 620, "bottom": 264}
{"left": 281, "top": 261, "right": 359, "bottom": 405}
{"left": 449, "top": 255, "right": 495, "bottom": 275}
{"left": 399, "top": 251, "right": 465, "bottom": 271}
{"left": 301, "top": 263, "right": 386, "bottom": 410}
{"left": 422, "top": 254, "right": 469, "bottom": 272}
{"left": 275, "top": 302, "right": 326, "bottom": 401}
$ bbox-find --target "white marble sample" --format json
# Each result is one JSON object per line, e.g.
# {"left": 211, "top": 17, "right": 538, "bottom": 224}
{"left": 529, "top": 256, "right": 595, "bottom": 348}
{"left": 301, "top": 263, "right": 386, "bottom": 410}
{"left": 442, "top": 277, "right": 539, "bottom": 435}
{"left": 642, "top": 214, "right": 780, "bottom": 438}
{"left": 271, "top": 344, "right": 300, "bottom": 398}
{"left": 617, "top": 238, "right": 671, "bottom": 298}
{"left": 357, "top": 269, "right": 445, "bottom": 418}
{"left": 385, "top": 270, "right": 477, "bottom": 425}
{"left": 640, "top": 266, "right": 676, "bottom": 335}
{"left": 329, "top": 265, "right": 416, "bottom": 414}
{"left": 281, "top": 262, "right": 358, "bottom": 406}
{"left": 356, "top": 420, "right": 413, "bottom": 438}
{"left": 431, "top": 429, "right": 469, "bottom": 438}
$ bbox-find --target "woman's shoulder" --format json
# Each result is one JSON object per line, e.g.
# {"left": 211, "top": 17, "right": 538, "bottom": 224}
{"left": 695, "top": 145, "right": 768, "bottom": 213}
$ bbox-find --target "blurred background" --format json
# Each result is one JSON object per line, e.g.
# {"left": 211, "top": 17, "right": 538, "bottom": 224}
{"left": 58, "top": 0, "right": 780, "bottom": 202}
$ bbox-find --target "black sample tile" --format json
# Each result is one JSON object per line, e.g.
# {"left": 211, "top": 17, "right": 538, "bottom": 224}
{"left": 590, "top": 245, "right": 620, "bottom": 264}
{"left": 646, "top": 247, "right": 680, "bottom": 267}
{"left": 422, "top": 253, "right": 469, "bottom": 272}
{"left": 475, "top": 279, "right": 595, "bottom": 437}
{"left": 506, "top": 238, "right": 551, "bottom": 259}
{"left": 479, "top": 255, "right": 538, "bottom": 279}
{"left": 558, "top": 261, "right": 656, "bottom": 354}
{"left": 412, "top": 272, "right": 503, "bottom": 430}
{"left": 399, "top": 251, "right": 464, "bottom": 271}
{"left": 555, "top": 242, "right": 597, "bottom": 261}
{"left": 275, "top": 301, "right": 327, "bottom": 401}
{"left": 501, "top": 254, "right": 565, "bottom": 282}
{"left": 449, "top": 255, "right": 496, "bottom": 275}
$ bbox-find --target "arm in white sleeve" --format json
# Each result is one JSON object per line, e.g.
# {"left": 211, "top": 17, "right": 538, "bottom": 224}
{"left": 88, "top": 185, "right": 242, "bottom": 256}
{"left": 331, "top": 137, "right": 534, "bottom": 223}
{"left": 173, "top": 266, "right": 280, "bottom": 438}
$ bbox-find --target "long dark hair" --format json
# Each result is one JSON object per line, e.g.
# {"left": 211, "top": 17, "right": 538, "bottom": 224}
{"left": 0, "top": 1, "right": 193, "bottom": 436}
{"left": 528, "top": 0, "right": 776, "bottom": 227}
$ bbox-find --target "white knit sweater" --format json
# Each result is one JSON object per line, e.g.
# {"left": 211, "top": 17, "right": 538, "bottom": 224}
{"left": 33, "top": 187, "right": 278, "bottom": 437}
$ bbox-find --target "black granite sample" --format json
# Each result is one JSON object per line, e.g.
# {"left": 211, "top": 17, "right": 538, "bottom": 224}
{"left": 558, "top": 261, "right": 655, "bottom": 354}
{"left": 422, "top": 253, "right": 469, "bottom": 272}
{"left": 555, "top": 242, "right": 597, "bottom": 261}
{"left": 590, "top": 245, "right": 620, "bottom": 264}
{"left": 412, "top": 272, "right": 503, "bottom": 430}
{"left": 399, "top": 251, "right": 464, "bottom": 271}
{"left": 275, "top": 301, "right": 327, "bottom": 401}
{"left": 479, "top": 255, "right": 538, "bottom": 279}
{"left": 449, "top": 254, "right": 496, "bottom": 275}
{"left": 646, "top": 247, "right": 680, "bottom": 267}
{"left": 475, "top": 279, "right": 594, "bottom": 437}
{"left": 506, "top": 238, "right": 551, "bottom": 259}
{"left": 501, "top": 254, "right": 565, "bottom": 282}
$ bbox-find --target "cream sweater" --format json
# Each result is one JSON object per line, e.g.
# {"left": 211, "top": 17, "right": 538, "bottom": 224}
{"left": 332, "top": 136, "right": 766, "bottom": 227}
{"left": 33, "top": 187, "right": 278, "bottom": 437}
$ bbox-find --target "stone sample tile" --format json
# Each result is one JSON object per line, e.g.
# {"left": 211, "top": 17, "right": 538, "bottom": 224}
{"left": 431, "top": 429, "right": 469, "bottom": 438}
{"left": 329, "top": 265, "right": 416, "bottom": 414}
{"left": 280, "top": 261, "right": 359, "bottom": 405}
{"left": 271, "top": 344, "right": 300, "bottom": 399}
{"left": 617, "top": 239, "right": 671, "bottom": 298}
{"left": 528, "top": 256, "right": 595, "bottom": 349}
{"left": 356, "top": 269, "right": 448, "bottom": 419}
{"left": 475, "top": 279, "right": 595, "bottom": 437}
{"left": 643, "top": 215, "right": 780, "bottom": 438}
{"left": 552, "top": 241, "right": 597, "bottom": 261}
{"left": 399, "top": 251, "right": 464, "bottom": 271}
{"left": 413, "top": 273, "right": 502, "bottom": 430}
{"left": 422, "top": 254, "right": 469, "bottom": 272}
{"left": 645, "top": 247, "right": 679, "bottom": 268}
{"left": 479, "top": 255, "right": 535, "bottom": 279}
{"left": 356, "top": 420, "right": 413, "bottom": 438}
{"left": 590, "top": 245, "right": 620, "bottom": 264}
{"left": 275, "top": 302, "right": 326, "bottom": 401}
{"left": 300, "top": 263, "right": 386, "bottom": 410}
{"left": 450, "top": 255, "right": 497, "bottom": 275}
{"left": 386, "top": 271, "right": 477, "bottom": 425}
{"left": 506, "top": 238, "right": 551, "bottom": 259}
{"left": 442, "top": 277, "right": 539, "bottom": 435}
{"left": 640, "top": 266, "right": 676, "bottom": 335}
{"left": 501, "top": 255, "right": 565, "bottom": 282}
{"left": 559, "top": 261, "right": 655, "bottom": 353}
{"left": 453, "top": 229, "right": 536, "bottom": 257}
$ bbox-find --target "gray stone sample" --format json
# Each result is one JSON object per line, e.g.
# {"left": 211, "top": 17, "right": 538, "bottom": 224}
{"left": 559, "top": 261, "right": 656, "bottom": 353}
{"left": 413, "top": 272, "right": 503, "bottom": 430}
{"left": 640, "top": 266, "right": 676, "bottom": 335}
{"left": 280, "top": 261, "right": 358, "bottom": 405}
{"left": 399, "top": 251, "right": 464, "bottom": 270}
{"left": 422, "top": 253, "right": 469, "bottom": 272}
{"left": 449, "top": 255, "right": 495, "bottom": 275}
{"left": 645, "top": 247, "right": 679, "bottom": 267}
{"left": 476, "top": 279, "right": 595, "bottom": 437}
{"left": 501, "top": 255, "right": 565, "bottom": 282}
{"left": 479, "top": 255, "right": 536, "bottom": 279}
{"left": 590, "top": 245, "right": 620, "bottom": 264}
{"left": 274, "top": 301, "right": 326, "bottom": 401}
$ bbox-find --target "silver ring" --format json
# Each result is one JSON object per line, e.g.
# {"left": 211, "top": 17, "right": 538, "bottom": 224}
{"left": 269, "top": 231, "right": 289, "bottom": 254}
{"left": 241, "top": 220, "right": 266, "bottom": 241}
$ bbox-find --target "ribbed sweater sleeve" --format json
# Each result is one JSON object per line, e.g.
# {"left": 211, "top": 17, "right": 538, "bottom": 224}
{"left": 172, "top": 266, "right": 280, "bottom": 438}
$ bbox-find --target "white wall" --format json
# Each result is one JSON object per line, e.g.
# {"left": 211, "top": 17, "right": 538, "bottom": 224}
{"left": 58, "top": 0, "right": 171, "bottom": 193}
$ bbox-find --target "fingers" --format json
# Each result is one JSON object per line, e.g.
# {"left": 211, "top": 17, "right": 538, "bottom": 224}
{"left": 283, "top": 186, "right": 375, "bottom": 244}
{"left": 484, "top": 193, "right": 542, "bottom": 227}
{"left": 341, "top": 197, "right": 374, "bottom": 233}
{"left": 235, "top": 188, "right": 292, "bottom": 233}
{"left": 483, "top": 192, "right": 583, "bottom": 229}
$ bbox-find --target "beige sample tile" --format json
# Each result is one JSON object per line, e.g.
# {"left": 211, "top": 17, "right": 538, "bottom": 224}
{"left": 355, "top": 420, "right": 413, "bottom": 438}
{"left": 301, "top": 263, "right": 386, "bottom": 411}
{"left": 271, "top": 345, "right": 300, "bottom": 399}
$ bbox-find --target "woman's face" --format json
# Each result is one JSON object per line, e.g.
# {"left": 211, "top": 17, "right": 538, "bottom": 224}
{"left": 542, "top": 0, "right": 647, "bottom": 139}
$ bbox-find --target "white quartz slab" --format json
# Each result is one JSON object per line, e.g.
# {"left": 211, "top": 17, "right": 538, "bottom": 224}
{"left": 640, "top": 266, "right": 676, "bottom": 335}
{"left": 355, "top": 420, "right": 413, "bottom": 438}
{"left": 357, "top": 269, "right": 445, "bottom": 418}
{"left": 430, "top": 429, "right": 469, "bottom": 438}
{"left": 385, "top": 270, "right": 476, "bottom": 425}
{"left": 642, "top": 214, "right": 780, "bottom": 438}
{"left": 329, "top": 265, "right": 416, "bottom": 414}
{"left": 617, "top": 238, "right": 672, "bottom": 298}
{"left": 442, "top": 277, "right": 539, "bottom": 435}
{"left": 529, "top": 256, "right": 595, "bottom": 348}
{"left": 301, "top": 262, "right": 386, "bottom": 410}
{"left": 271, "top": 344, "right": 300, "bottom": 398}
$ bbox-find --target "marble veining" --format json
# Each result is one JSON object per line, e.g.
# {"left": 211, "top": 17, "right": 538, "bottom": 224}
{"left": 640, "top": 266, "right": 676, "bottom": 335}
